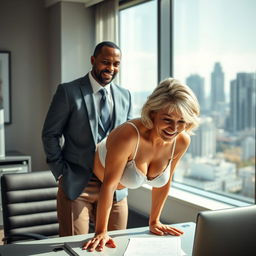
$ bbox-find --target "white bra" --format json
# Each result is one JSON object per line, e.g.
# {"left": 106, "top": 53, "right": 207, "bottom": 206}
{"left": 97, "top": 122, "right": 177, "bottom": 189}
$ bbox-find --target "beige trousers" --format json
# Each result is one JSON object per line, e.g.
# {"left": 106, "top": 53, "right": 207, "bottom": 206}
{"left": 57, "top": 176, "right": 128, "bottom": 236}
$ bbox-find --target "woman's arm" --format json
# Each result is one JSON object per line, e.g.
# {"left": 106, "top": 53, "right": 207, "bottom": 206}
{"left": 149, "top": 162, "right": 183, "bottom": 236}
{"left": 82, "top": 178, "right": 120, "bottom": 252}
{"left": 149, "top": 133, "right": 190, "bottom": 236}
{"left": 83, "top": 123, "right": 137, "bottom": 252}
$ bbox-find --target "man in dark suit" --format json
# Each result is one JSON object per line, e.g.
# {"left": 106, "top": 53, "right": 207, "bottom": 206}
{"left": 42, "top": 41, "right": 133, "bottom": 236}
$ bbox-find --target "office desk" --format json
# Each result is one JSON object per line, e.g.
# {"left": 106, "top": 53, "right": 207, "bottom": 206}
{"left": 0, "top": 222, "right": 195, "bottom": 256}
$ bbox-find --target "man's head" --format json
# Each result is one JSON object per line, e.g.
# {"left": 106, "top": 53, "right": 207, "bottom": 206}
{"left": 91, "top": 41, "right": 121, "bottom": 86}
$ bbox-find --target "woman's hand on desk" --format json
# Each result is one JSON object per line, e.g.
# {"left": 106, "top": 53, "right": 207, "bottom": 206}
{"left": 150, "top": 222, "right": 184, "bottom": 236}
{"left": 82, "top": 232, "right": 116, "bottom": 252}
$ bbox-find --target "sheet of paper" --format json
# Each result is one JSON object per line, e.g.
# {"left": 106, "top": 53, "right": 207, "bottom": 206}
{"left": 124, "top": 236, "right": 185, "bottom": 256}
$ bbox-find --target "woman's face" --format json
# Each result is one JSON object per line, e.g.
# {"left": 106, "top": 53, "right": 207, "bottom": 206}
{"left": 152, "top": 107, "right": 187, "bottom": 142}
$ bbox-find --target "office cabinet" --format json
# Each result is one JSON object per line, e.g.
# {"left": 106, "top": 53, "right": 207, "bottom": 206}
{"left": 0, "top": 155, "right": 31, "bottom": 174}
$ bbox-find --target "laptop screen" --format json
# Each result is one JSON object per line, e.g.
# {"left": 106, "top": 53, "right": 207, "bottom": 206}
{"left": 192, "top": 205, "right": 256, "bottom": 256}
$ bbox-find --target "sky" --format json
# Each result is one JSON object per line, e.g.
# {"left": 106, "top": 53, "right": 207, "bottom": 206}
{"left": 173, "top": 0, "right": 256, "bottom": 97}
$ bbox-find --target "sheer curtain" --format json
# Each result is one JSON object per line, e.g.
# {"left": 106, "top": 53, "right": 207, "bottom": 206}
{"left": 95, "top": 0, "right": 119, "bottom": 44}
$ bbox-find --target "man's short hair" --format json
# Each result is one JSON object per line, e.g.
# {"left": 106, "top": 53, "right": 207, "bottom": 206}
{"left": 93, "top": 41, "right": 121, "bottom": 57}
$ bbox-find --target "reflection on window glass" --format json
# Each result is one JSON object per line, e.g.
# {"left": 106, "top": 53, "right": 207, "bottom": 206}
{"left": 173, "top": 0, "right": 256, "bottom": 203}
{"left": 120, "top": 0, "right": 157, "bottom": 117}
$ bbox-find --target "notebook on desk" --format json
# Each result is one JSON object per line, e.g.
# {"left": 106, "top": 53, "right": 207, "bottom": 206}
{"left": 192, "top": 205, "right": 256, "bottom": 256}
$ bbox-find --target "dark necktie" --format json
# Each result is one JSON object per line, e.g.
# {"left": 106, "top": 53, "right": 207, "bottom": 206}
{"left": 99, "top": 88, "right": 111, "bottom": 131}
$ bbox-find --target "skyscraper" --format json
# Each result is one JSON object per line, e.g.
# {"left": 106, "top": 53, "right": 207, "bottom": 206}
{"left": 186, "top": 74, "right": 206, "bottom": 112}
{"left": 188, "top": 117, "right": 216, "bottom": 158}
{"left": 210, "top": 62, "right": 225, "bottom": 111}
{"left": 229, "top": 72, "right": 256, "bottom": 133}
{"left": 241, "top": 136, "right": 256, "bottom": 161}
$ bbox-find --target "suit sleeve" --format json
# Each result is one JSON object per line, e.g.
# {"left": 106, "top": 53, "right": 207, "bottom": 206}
{"left": 127, "top": 90, "right": 134, "bottom": 120}
{"left": 42, "top": 84, "right": 70, "bottom": 180}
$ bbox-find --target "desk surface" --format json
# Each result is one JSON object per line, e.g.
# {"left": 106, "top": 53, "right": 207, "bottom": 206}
{"left": 0, "top": 222, "right": 195, "bottom": 256}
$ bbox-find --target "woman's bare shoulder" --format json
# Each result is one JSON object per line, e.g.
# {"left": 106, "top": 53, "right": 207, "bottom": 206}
{"left": 177, "top": 131, "right": 191, "bottom": 145}
{"left": 107, "top": 119, "right": 141, "bottom": 151}
{"left": 174, "top": 131, "right": 191, "bottom": 156}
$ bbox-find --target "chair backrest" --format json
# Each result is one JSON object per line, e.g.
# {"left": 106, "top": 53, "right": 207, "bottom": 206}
{"left": 1, "top": 170, "right": 59, "bottom": 243}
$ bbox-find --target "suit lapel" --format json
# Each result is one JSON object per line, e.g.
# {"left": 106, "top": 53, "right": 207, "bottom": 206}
{"left": 111, "top": 84, "right": 122, "bottom": 128}
{"left": 79, "top": 75, "right": 98, "bottom": 145}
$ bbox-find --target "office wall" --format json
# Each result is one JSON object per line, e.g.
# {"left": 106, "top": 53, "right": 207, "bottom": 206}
{"left": 61, "top": 2, "right": 95, "bottom": 83}
{"left": 48, "top": 2, "right": 61, "bottom": 97}
{"left": 0, "top": 0, "right": 50, "bottom": 171}
{"left": 0, "top": 0, "right": 95, "bottom": 171}
{"left": 48, "top": 2, "right": 95, "bottom": 94}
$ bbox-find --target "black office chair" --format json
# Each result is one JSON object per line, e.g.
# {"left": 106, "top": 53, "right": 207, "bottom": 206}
{"left": 1, "top": 170, "right": 59, "bottom": 244}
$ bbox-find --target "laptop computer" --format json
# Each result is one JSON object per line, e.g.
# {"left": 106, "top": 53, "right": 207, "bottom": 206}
{"left": 192, "top": 205, "right": 256, "bottom": 256}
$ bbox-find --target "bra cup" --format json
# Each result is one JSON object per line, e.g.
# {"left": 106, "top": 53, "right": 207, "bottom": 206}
{"left": 146, "top": 166, "right": 171, "bottom": 188}
{"left": 120, "top": 161, "right": 145, "bottom": 189}
{"left": 120, "top": 160, "right": 171, "bottom": 189}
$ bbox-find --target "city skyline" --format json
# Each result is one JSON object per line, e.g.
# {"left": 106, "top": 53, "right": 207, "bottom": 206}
{"left": 174, "top": 0, "right": 256, "bottom": 98}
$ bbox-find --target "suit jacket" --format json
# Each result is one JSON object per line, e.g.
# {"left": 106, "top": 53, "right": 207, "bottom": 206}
{"left": 42, "top": 74, "right": 133, "bottom": 200}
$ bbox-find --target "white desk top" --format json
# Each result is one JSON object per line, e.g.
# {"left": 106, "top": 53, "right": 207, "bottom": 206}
{"left": 0, "top": 222, "right": 195, "bottom": 256}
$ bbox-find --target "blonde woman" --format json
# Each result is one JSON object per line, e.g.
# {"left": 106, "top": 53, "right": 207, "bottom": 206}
{"left": 83, "top": 78, "right": 200, "bottom": 252}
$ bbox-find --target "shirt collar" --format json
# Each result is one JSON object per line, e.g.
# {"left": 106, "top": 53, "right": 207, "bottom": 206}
{"left": 89, "top": 71, "right": 111, "bottom": 95}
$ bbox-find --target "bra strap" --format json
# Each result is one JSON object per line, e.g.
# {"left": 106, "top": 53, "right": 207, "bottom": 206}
{"left": 170, "top": 137, "right": 177, "bottom": 160}
{"left": 126, "top": 122, "right": 140, "bottom": 160}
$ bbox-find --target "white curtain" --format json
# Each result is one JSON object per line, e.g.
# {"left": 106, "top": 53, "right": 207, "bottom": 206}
{"left": 95, "top": 0, "right": 119, "bottom": 44}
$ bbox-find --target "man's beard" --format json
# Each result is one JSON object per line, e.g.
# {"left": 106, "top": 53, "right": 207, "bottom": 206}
{"left": 96, "top": 70, "right": 116, "bottom": 85}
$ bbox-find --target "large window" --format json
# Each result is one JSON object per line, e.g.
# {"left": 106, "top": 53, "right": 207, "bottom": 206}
{"left": 173, "top": 0, "right": 256, "bottom": 203}
{"left": 119, "top": 0, "right": 255, "bottom": 204}
{"left": 119, "top": 0, "right": 157, "bottom": 117}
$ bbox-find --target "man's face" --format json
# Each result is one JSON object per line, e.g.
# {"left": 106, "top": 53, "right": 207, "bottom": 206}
{"left": 91, "top": 46, "right": 121, "bottom": 86}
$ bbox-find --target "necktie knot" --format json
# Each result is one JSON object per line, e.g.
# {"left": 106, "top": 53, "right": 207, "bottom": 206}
{"left": 99, "top": 88, "right": 107, "bottom": 100}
